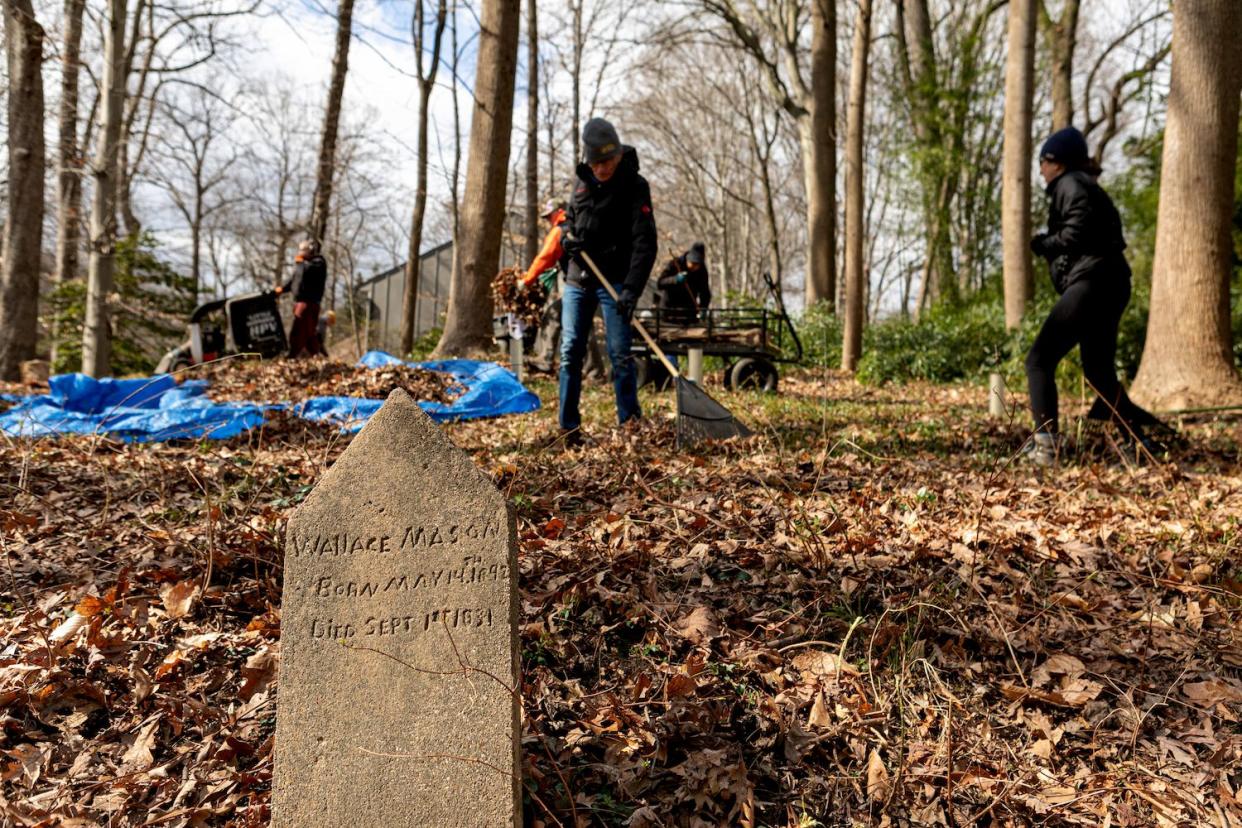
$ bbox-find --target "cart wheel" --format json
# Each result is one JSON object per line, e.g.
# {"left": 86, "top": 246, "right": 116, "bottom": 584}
{"left": 721, "top": 361, "right": 734, "bottom": 390}
{"left": 635, "top": 355, "right": 673, "bottom": 391}
{"left": 729, "top": 357, "right": 778, "bottom": 392}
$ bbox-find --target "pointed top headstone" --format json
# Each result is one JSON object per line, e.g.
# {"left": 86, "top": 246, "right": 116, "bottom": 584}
{"left": 273, "top": 389, "right": 520, "bottom": 827}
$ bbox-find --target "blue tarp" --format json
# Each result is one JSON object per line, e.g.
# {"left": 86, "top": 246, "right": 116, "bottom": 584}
{"left": 0, "top": 374, "right": 267, "bottom": 441}
{"left": 0, "top": 352, "right": 540, "bottom": 441}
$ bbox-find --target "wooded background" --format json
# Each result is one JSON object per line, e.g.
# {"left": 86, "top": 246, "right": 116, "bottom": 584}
{"left": 1, "top": 0, "right": 1240, "bottom": 410}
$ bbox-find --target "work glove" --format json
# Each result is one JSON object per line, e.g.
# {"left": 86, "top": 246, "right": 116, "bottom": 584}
{"left": 1030, "top": 233, "right": 1048, "bottom": 256}
{"left": 617, "top": 288, "right": 638, "bottom": 324}
{"left": 561, "top": 228, "right": 585, "bottom": 256}
{"left": 516, "top": 278, "right": 529, "bottom": 293}
{"left": 538, "top": 269, "right": 557, "bottom": 291}
{"left": 673, "top": 272, "right": 687, "bottom": 285}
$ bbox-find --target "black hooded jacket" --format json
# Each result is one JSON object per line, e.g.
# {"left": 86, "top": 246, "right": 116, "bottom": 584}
{"left": 656, "top": 254, "right": 711, "bottom": 318}
{"left": 1036, "top": 170, "right": 1128, "bottom": 293}
{"left": 561, "top": 146, "right": 657, "bottom": 297}
{"left": 281, "top": 255, "right": 328, "bottom": 304}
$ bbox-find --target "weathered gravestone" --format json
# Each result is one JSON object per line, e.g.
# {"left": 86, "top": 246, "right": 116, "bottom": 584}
{"left": 273, "top": 389, "right": 520, "bottom": 827}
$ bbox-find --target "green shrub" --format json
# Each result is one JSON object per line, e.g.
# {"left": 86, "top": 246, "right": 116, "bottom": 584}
{"left": 857, "top": 300, "right": 1008, "bottom": 385}
{"left": 798, "top": 301, "right": 844, "bottom": 369}
{"left": 48, "top": 233, "right": 196, "bottom": 375}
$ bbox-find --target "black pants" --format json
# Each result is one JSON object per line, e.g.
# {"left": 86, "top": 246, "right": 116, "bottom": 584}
{"left": 1025, "top": 271, "right": 1147, "bottom": 434}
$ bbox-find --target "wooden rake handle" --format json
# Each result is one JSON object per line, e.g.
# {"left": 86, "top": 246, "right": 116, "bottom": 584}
{"left": 579, "top": 251, "right": 681, "bottom": 379}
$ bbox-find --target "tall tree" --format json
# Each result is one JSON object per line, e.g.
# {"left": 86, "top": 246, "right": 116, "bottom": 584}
{"left": 1131, "top": 0, "right": 1242, "bottom": 410}
{"left": 150, "top": 91, "right": 238, "bottom": 298}
{"left": 310, "top": 0, "right": 356, "bottom": 245}
{"left": 50, "top": 0, "right": 86, "bottom": 367}
{"left": 524, "top": 0, "right": 539, "bottom": 263}
{"left": 894, "top": 0, "right": 1004, "bottom": 313}
{"left": 54, "top": 0, "right": 86, "bottom": 288}
{"left": 807, "top": 0, "right": 837, "bottom": 309}
{"left": 699, "top": 0, "right": 837, "bottom": 310}
{"left": 1039, "top": 0, "right": 1079, "bottom": 131}
{"left": 82, "top": 0, "right": 129, "bottom": 377}
{"left": 1001, "top": 0, "right": 1036, "bottom": 329}
{"left": 0, "top": 0, "right": 46, "bottom": 380}
{"left": 841, "top": 0, "right": 872, "bottom": 370}
{"left": 432, "top": 0, "right": 521, "bottom": 357}
{"left": 398, "top": 0, "right": 447, "bottom": 355}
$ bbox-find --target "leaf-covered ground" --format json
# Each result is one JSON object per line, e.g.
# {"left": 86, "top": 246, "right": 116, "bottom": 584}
{"left": 1, "top": 362, "right": 1240, "bottom": 827}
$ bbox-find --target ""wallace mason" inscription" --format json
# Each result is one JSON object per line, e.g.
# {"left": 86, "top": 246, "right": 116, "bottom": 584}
{"left": 288, "top": 519, "right": 503, "bottom": 558}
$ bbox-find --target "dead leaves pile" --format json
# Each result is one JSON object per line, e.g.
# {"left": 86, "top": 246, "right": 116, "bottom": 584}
{"left": 203, "top": 356, "right": 460, "bottom": 406}
{"left": 1, "top": 363, "right": 1240, "bottom": 826}
{"left": 492, "top": 266, "right": 548, "bottom": 330}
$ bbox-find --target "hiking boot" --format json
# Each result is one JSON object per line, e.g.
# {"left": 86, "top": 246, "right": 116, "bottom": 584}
{"left": 544, "top": 428, "right": 586, "bottom": 450}
{"left": 1023, "top": 432, "right": 1061, "bottom": 467}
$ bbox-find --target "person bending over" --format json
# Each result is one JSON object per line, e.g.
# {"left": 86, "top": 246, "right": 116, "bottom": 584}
{"left": 656, "top": 241, "right": 712, "bottom": 325}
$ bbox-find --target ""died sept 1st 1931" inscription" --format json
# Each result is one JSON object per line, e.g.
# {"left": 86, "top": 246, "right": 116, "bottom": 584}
{"left": 309, "top": 607, "right": 495, "bottom": 640}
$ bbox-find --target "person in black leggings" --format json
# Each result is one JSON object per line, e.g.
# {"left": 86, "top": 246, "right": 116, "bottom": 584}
{"left": 1026, "top": 127, "right": 1158, "bottom": 465}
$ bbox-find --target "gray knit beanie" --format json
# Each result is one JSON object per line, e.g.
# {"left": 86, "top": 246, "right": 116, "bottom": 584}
{"left": 582, "top": 117, "right": 622, "bottom": 164}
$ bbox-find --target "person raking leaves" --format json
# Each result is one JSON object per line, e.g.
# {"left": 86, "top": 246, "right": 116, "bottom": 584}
{"left": 556, "top": 117, "right": 657, "bottom": 446}
{"left": 275, "top": 239, "right": 328, "bottom": 358}
{"left": 1025, "top": 126, "right": 1163, "bottom": 466}
{"left": 656, "top": 241, "right": 711, "bottom": 324}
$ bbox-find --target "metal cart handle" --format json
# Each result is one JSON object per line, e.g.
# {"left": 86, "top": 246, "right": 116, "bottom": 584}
{"left": 763, "top": 271, "right": 803, "bottom": 362}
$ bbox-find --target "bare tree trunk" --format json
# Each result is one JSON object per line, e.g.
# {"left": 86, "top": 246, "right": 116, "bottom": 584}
{"left": 399, "top": 0, "right": 448, "bottom": 355}
{"left": 310, "top": 0, "right": 356, "bottom": 245}
{"left": 570, "top": 0, "right": 582, "bottom": 161}
{"left": 1131, "top": 0, "right": 1242, "bottom": 409}
{"left": 0, "top": 0, "right": 46, "bottom": 380}
{"left": 54, "top": 0, "right": 86, "bottom": 294}
{"left": 449, "top": 5, "right": 462, "bottom": 292}
{"left": 82, "top": 0, "right": 128, "bottom": 377}
{"left": 804, "top": 0, "right": 836, "bottom": 310}
{"left": 1041, "top": 0, "right": 1079, "bottom": 131}
{"left": 523, "top": 0, "right": 539, "bottom": 262}
{"left": 433, "top": 0, "right": 520, "bottom": 357}
{"left": 1002, "top": 0, "right": 1036, "bottom": 329}
{"left": 841, "top": 0, "right": 871, "bottom": 371}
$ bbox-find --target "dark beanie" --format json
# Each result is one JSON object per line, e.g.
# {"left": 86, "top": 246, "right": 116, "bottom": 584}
{"left": 583, "top": 117, "right": 622, "bottom": 164}
{"left": 1039, "top": 127, "right": 1089, "bottom": 169}
{"left": 686, "top": 242, "right": 705, "bottom": 265}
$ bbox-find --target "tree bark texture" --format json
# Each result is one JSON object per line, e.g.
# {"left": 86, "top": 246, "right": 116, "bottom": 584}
{"left": 1044, "top": 0, "right": 1079, "bottom": 131}
{"left": 523, "top": 0, "right": 539, "bottom": 263}
{"left": 55, "top": 0, "right": 85, "bottom": 288}
{"left": 841, "top": 0, "right": 871, "bottom": 371}
{"left": 1131, "top": 0, "right": 1242, "bottom": 409}
{"left": 398, "top": 0, "right": 447, "bottom": 355}
{"left": 1001, "top": 0, "right": 1036, "bottom": 329}
{"left": 50, "top": 0, "right": 85, "bottom": 367}
{"left": 0, "top": 0, "right": 46, "bottom": 380}
{"left": 310, "top": 0, "right": 356, "bottom": 245}
{"left": 432, "top": 0, "right": 520, "bottom": 357}
{"left": 82, "top": 0, "right": 128, "bottom": 377}
{"left": 804, "top": 0, "right": 837, "bottom": 310}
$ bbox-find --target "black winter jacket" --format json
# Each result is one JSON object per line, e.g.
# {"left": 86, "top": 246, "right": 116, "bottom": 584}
{"left": 656, "top": 254, "right": 711, "bottom": 318}
{"left": 1035, "top": 170, "right": 1128, "bottom": 293}
{"left": 562, "top": 146, "right": 657, "bottom": 297}
{"left": 281, "top": 255, "right": 328, "bottom": 304}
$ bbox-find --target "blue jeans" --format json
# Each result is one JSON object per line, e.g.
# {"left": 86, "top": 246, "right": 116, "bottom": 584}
{"left": 558, "top": 283, "right": 640, "bottom": 430}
